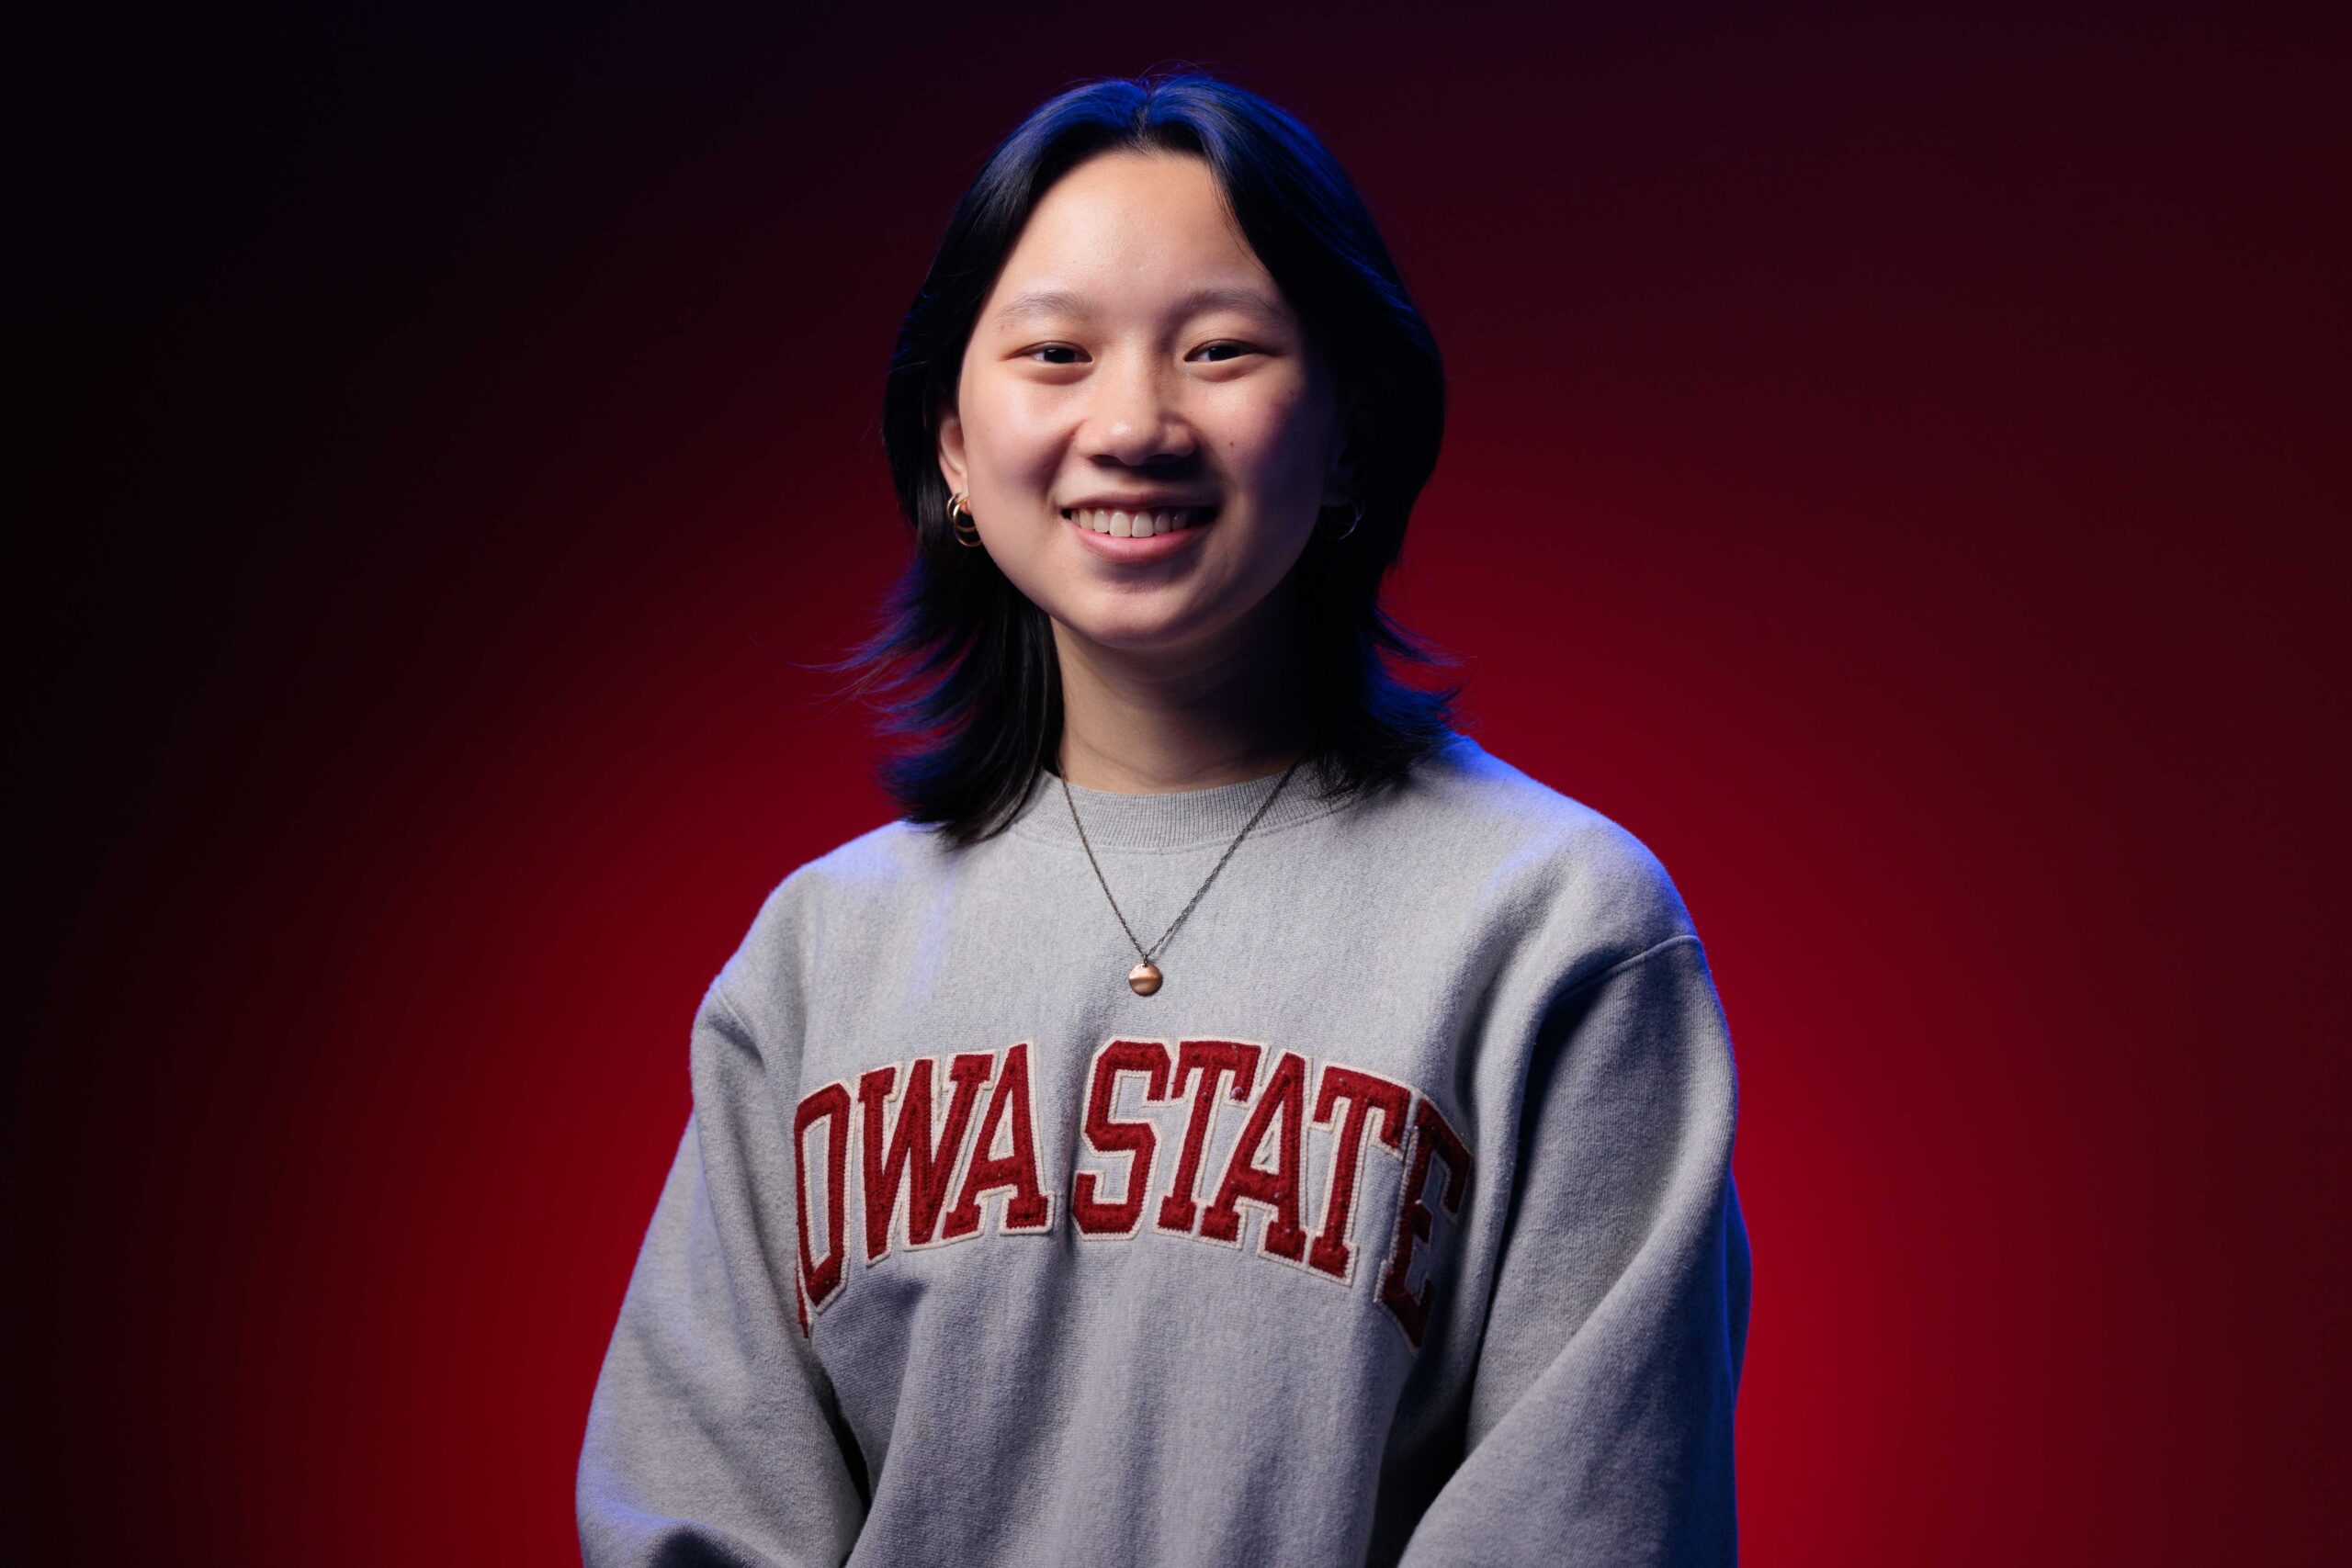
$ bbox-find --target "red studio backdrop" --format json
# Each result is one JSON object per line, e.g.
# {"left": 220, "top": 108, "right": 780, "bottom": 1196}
{"left": 17, "top": 4, "right": 2346, "bottom": 1563}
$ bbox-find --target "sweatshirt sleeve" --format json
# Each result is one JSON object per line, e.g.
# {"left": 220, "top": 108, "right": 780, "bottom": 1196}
{"left": 1397, "top": 932, "right": 1753, "bottom": 1567}
{"left": 575, "top": 976, "right": 869, "bottom": 1566}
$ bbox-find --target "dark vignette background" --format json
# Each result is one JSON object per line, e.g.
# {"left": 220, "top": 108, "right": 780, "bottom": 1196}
{"left": 16, "top": 2, "right": 2346, "bottom": 1562}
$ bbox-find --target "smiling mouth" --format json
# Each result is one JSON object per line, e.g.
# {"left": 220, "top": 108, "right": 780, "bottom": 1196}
{"left": 1060, "top": 505, "right": 1218, "bottom": 538}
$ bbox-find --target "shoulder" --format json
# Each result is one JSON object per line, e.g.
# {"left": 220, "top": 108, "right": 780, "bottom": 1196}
{"left": 707, "top": 816, "right": 953, "bottom": 1022}
{"left": 779, "top": 817, "right": 950, "bottom": 905}
{"left": 1385, "top": 734, "right": 1699, "bottom": 968}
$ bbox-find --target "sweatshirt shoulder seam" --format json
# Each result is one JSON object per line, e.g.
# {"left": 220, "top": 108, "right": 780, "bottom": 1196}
{"left": 707, "top": 977, "right": 758, "bottom": 1039}
{"left": 1554, "top": 931, "right": 1702, "bottom": 1005}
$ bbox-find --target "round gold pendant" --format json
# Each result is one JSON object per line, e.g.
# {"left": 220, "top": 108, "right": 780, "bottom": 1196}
{"left": 1128, "top": 962, "right": 1162, "bottom": 997}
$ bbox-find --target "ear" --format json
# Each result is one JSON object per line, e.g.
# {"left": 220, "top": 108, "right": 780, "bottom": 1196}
{"left": 1320, "top": 397, "right": 1363, "bottom": 509}
{"left": 936, "top": 396, "right": 969, "bottom": 496}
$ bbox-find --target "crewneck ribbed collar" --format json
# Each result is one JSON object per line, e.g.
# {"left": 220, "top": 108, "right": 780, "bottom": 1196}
{"left": 1005, "top": 751, "right": 1359, "bottom": 853}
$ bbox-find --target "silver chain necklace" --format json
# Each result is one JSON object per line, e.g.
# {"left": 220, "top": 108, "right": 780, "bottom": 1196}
{"left": 1061, "top": 754, "right": 1307, "bottom": 996}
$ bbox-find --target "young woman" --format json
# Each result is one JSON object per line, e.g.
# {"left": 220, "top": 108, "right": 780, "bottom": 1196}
{"left": 578, "top": 71, "right": 1751, "bottom": 1567}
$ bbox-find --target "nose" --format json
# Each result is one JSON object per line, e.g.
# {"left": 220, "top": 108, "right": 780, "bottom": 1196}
{"left": 1079, "top": 353, "right": 1197, "bottom": 468}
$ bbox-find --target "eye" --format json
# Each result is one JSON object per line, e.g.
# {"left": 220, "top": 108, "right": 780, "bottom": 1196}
{"left": 1192, "top": 341, "right": 1258, "bottom": 363}
{"left": 1022, "top": 344, "right": 1085, "bottom": 365}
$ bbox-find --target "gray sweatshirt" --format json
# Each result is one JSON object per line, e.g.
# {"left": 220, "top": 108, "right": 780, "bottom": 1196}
{"left": 576, "top": 732, "right": 1751, "bottom": 1565}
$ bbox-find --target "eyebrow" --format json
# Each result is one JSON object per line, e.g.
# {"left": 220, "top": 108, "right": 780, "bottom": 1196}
{"left": 989, "top": 285, "right": 1287, "bottom": 328}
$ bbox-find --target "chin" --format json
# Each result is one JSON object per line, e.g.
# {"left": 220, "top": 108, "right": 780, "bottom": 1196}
{"left": 1067, "top": 616, "right": 1204, "bottom": 654}
{"left": 1057, "top": 600, "right": 1227, "bottom": 657}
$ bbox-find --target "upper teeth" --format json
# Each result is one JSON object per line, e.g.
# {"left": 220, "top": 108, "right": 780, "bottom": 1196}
{"left": 1065, "top": 507, "right": 1211, "bottom": 538}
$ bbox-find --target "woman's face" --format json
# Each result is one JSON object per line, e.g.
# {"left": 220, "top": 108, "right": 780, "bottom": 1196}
{"left": 937, "top": 149, "right": 1352, "bottom": 665}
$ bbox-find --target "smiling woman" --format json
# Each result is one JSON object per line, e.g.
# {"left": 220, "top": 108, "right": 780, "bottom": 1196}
{"left": 939, "top": 149, "right": 1353, "bottom": 768}
{"left": 842, "top": 71, "right": 1456, "bottom": 840}
{"left": 576, "top": 70, "right": 1751, "bottom": 1568}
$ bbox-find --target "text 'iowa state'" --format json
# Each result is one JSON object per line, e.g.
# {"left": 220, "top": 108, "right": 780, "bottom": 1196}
{"left": 791, "top": 1038, "right": 1473, "bottom": 1348}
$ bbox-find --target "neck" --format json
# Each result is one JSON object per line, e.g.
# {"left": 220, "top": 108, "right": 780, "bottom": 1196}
{"left": 1051, "top": 597, "right": 1312, "bottom": 795}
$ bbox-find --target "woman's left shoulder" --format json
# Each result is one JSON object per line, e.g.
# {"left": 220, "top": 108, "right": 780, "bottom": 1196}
{"left": 1389, "top": 733, "right": 1699, "bottom": 957}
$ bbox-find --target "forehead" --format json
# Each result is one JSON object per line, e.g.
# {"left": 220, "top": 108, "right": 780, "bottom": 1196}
{"left": 983, "top": 150, "right": 1288, "bottom": 321}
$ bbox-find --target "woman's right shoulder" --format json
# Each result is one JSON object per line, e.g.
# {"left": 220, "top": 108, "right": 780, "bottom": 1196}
{"left": 709, "top": 817, "right": 953, "bottom": 1011}
{"left": 772, "top": 815, "right": 956, "bottom": 911}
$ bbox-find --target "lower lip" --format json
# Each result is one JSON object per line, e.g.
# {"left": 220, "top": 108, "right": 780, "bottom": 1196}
{"left": 1066, "top": 511, "right": 1215, "bottom": 563}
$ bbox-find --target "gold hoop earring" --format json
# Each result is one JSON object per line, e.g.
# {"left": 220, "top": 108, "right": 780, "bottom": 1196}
{"left": 946, "top": 491, "right": 985, "bottom": 547}
{"left": 1324, "top": 499, "right": 1364, "bottom": 541}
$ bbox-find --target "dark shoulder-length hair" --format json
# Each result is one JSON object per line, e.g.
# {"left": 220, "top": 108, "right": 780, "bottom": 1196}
{"left": 821, "top": 68, "right": 1465, "bottom": 848}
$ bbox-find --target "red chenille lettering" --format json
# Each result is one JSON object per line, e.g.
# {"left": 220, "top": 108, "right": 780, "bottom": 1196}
{"left": 1201, "top": 1048, "right": 1310, "bottom": 1259}
{"left": 1154, "top": 1040, "right": 1262, "bottom": 1235}
{"left": 1306, "top": 1065, "right": 1412, "bottom": 1282}
{"left": 1073, "top": 1039, "right": 1173, "bottom": 1235}
{"left": 792, "top": 1082, "right": 854, "bottom": 1314}
{"left": 943, "top": 1043, "right": 1052, "bottom": 1237}
{"left": 859, "top": 1054, "right": 990, "bottom": 1261}
{"left": 1377, "top": 1097, "right": 1473, "bottom": 1348}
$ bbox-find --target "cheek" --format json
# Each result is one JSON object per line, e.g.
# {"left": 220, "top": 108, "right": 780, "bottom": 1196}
{"left": 967, "top": 383, "right": 1068, "bottom": 479}
{"left": 1222, "top": 393, "right": 1332, "bottom": 490}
